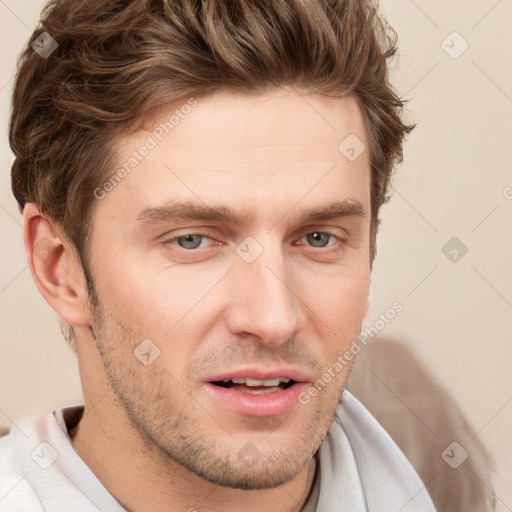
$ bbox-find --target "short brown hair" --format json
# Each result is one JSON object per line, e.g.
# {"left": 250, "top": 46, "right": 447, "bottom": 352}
{"left": 10, "top": 0, "right": 413, "bottom": 334}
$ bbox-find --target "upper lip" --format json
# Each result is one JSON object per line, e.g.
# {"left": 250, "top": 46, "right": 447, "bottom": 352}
{"left": 205, "top": 367, "right": 312, "bottom": 383}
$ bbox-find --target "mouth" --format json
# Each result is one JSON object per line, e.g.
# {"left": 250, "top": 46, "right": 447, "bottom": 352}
{"left": 210, "top": 377, "right": 296, "bottom": 394}
{"left": 204, "top": 370, "right": 310, "bottom": 417}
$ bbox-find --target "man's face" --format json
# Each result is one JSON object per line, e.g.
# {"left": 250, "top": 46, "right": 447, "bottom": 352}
{"left": 85, "top": 87, "right": 371, "bottom": 489}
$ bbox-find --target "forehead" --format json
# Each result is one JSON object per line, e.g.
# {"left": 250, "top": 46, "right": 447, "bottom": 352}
{"left": 94, "top": 88, "right": 371, "bottom": 228}
{"left": 135, "top": 87, "right": 367, "bottom": 162}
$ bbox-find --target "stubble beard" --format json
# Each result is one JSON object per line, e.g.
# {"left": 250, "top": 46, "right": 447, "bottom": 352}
{"left": 87, "top": 288, "right": 350, "bottom": 490}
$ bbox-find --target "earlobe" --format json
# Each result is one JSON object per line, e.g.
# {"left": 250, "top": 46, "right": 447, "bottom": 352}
{"left": 22, "top": 203, "right": 90, "bottom": 327}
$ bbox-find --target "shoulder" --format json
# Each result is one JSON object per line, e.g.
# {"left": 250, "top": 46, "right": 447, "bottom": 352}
{"left": 0, "top": 426, "right": 45, "bottom": 512}
{"left": 0, "top": 410, "right": 63, "bottom": 481}
{"left": 335, "top": 390, "right": 424, "bottom": 474}
{"left": 0, "top": 472, "right": 45, "bottom": 512}
{"left": 331, "top": 391, "right": 437, "bottom": 511}
{"left": 0, "top": 411, "right": 71, "bottom": 511}
{"left": 0, "top": 418, "right": 35, "bottom": 476}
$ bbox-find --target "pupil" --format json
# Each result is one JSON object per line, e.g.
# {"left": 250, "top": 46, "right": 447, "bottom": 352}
{"left": 307, "top": 232, "right": 329, "bottom": 248}
{"left": 178, "top": 234, "right": 202, "bottom": 249}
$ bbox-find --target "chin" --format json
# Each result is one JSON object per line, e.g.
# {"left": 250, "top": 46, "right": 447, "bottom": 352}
{"left": 187, "top": 449, "right": 314, "bottom": 490}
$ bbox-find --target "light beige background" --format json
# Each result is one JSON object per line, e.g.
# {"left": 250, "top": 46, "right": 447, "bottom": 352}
{"left": 1, "top": 0, "right": 511, "bottom": 508}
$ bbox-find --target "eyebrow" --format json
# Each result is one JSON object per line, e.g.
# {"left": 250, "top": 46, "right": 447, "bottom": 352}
{"left": 135, "top": 198, "right": 366, "bottom": 228}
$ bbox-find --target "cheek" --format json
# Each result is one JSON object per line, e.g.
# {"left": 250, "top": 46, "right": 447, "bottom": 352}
{"left": 306, "top": 270, "right": 370, "bottom": 347}
{"left": 91, "top": 258, "right": 220, "bottom": 370}
{"left": 305, "top": 257, "right": 369, "bottom": 304}
{"left": 89, "top": 253, "right": 168, "bottom": 338}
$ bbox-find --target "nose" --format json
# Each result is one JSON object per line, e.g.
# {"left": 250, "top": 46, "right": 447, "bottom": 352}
{"left": 225, "top": 243, "right": 304, "bottom": 347}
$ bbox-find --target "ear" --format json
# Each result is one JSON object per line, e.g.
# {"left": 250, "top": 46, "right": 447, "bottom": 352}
{"left": 22, "top": 203, "right": 90, "bottom": 327}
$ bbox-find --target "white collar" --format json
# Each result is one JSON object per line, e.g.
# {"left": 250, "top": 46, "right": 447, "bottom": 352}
{"left": 312, "top": 390, "right": 437, "bottom": 511}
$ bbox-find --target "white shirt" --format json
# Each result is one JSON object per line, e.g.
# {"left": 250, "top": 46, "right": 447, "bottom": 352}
{"left": 0, "top": 391, "right": 436, "bottom": 511}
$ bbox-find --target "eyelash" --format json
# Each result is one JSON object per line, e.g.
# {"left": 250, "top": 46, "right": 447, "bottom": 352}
{"left": 162, "top": 230, "right": 345, "bottom": 251}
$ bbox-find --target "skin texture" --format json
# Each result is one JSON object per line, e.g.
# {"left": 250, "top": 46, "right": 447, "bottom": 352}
{"left": 23, "top": 87, "right": 371, "bottom": 512}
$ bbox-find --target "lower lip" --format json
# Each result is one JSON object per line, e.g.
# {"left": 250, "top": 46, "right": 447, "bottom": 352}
{"left": 204, "top": 382, "right": 309, "bottom": 417}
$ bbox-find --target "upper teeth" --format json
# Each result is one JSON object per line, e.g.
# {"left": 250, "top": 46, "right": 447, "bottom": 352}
{"left": 223, "top": 378, "right": 291, "bottom": 387}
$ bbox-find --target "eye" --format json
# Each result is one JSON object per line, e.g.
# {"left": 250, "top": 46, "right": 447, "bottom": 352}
{"left": 299, "top": 231, "right": 341, "bottom": 248}
{"left": 165, "top": 233, "right": 214, "bottom": 250}
{"left": 163, "top": 230, "right": 343, "bottom": 252}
